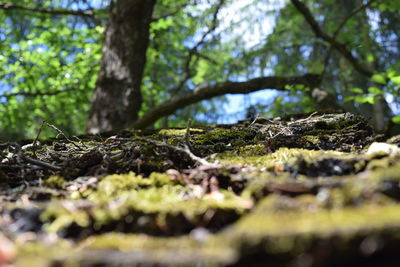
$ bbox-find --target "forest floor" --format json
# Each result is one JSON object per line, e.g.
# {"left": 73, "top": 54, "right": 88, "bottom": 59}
{"left": 1, "top": 112, "right": 400, "bottom": 267}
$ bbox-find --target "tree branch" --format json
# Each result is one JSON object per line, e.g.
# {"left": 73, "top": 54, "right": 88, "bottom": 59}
{"left": 151, "top": 10, "right": 180, "bottom": 22}
{"left": 131, "top": 74, "right": 321, "bottom": 129}
{"left": 151, "top": 8, "right": 184, "bottom": 22}
{"left": 151, "top": 2, "right": 192, "bottom": 22}
{"left": 321, "top": 0, "right": 377, "bottom": 78}
{"left": 0, "top": 2, "right": 98, "bottom": 19}
{"left": 169, "top": 0, "right": 224, "bottom": 95}
{"left": 333, "top": 0, "right": 377, "bottom": 38}
{"left": 291, "top": 0, "right": 374, "bottom": 77}
{"left": 0, "top": 88, "right": 77, "bottom": 99}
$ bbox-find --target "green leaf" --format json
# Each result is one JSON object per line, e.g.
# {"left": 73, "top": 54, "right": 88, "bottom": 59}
{"left": 343, "top": 96, "right": 355, "bottom": 102}
{"left": 387, "top": 69, "right": 400, "bottom": 78}
{"left": 365, "top": 96, "right": 376, "bottom": 104}
{"left": 293, "top": 84, "right": 304, "bottom": 90}
{"left": 354, "top": 95, "right": 376, "bottom": 104}
{"left": 275, "top": 96, "right": 283, "bottom": 104}
{"left": 350, "top": 88, "right": 363, "bottom": 94}
{"left": 392, "top": 116, "right": 400, "bottom": 124}
{"left": 366, "top": 53, "right": 374, "bottom": 63}
{"left": 390, "top": 76, "right": 400, "bottom": 85}
{"left": 378, "top": 3, "right": 387, "bottom": 11}
{"left": 371, "top": 74, "right": 387, "bottom": 85}
{"left": 368, "top": 86, "right": 384, "bottom": 95}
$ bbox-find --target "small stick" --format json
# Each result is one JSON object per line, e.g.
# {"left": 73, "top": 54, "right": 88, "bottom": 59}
{"left": 249, "top": 113, "right": 261, "bottom": 126}
{"left": 131, "top": 137, "right": 219, "bottom": 167}
{"left": 21, "top": 154, "right": 62, "bottom": 171}
{"left": 184, "top": 119, "right": 194, "bottom": 151}
{"left": 72, "top": 136, "right": 88, "bottom": 149}
{"left": 3, "top": 143, "right": 62, "bottom": 171}
{"left": 46, "top": 123, "right": 84, "bottom": 150}
{"left": 32, "top": 119, "right": 46, "bottom": 157}
{"left": 287, "top": 111, "right": 318, "bottom": 125}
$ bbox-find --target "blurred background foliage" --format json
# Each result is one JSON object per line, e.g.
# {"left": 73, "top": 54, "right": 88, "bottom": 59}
{"left": 0, "top": 0, "right": 399, "bottom": 140}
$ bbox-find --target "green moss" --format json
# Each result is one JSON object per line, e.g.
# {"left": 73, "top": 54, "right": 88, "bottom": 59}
{"left": 16, "top": 240, "right": 77, "bottom": 267}
{"left": 192, "top": 127, "right": 255, "bottom": 146}
{"left": 7, "top": 113, "right": 400, "bottom": 266}
{"left": 41, "top": 172, "right": 253, "bottom": 233}
{"left": 366, "top": 158, "right": 392, "bottom": 170}
{"left": 387, "top": 134, "right": 400, "bottom": 145}
{"left": 158, "top": 128, "right": 204, "bottom": 136}
{"left": 232, "top": 195, "right": 400, "bottom": 236}
{"left": 43, "top": 175, "right": 67, "bottom": 189}
{"left": 217, "top": 147, "right": 344, "bottom": 169}
{"left": 146, "top": 128, "right": 206, "bottom": 146}
{"left": 236, "top": 144, "right": 267, "bottom": 156}
{"left": 16, "top": 233, "right": 236, "bottom": 266}
{"left": 364, "top": 161, "right": 400, "bottom": 181}
{"left": 94, "top": 172, "right": 172, "bottom": 196}
{"left": 301, "top": 135, "right": 321, "bottom": 145}
{"left": 83, "top": 233, "right": 236, "bottom": 264}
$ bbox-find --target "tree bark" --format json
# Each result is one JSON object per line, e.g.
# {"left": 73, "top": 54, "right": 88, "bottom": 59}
{"left": 87, "top": 0, "right": 156, "bottom": 134}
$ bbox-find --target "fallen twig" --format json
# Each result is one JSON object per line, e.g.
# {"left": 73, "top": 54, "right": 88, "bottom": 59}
{"left": 249, "top": 113, "right": 261, "bottom": 126}
{"left": 137, "top": 136, "right": 218, "bottom": 167}
{"left": 32, "top": 120, "right": 46, "bottom": 157}
{"left": 110, "top": 136, "right": 219, "bottom": 167}
{"left": 46, "top": 123, "right": 85, "bottom": 150}
{"left": 184, "top": 119, "right": 195, "bottom": 152}
{"left": 1, "top": 142, "right": 61, "bottom": 171}
{"left": 287, "top": 111, "right": 318, "bottom": 125}
{"left": 20, "top": 154, "right": 62, "bottom": 171}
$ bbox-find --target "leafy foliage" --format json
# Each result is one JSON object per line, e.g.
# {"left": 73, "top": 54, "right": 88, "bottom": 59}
{"left": 0, "top": 0, "right": 104, "bottom": 139}
{"left": 1, "top": 0, "right": 400, "bottom": 139}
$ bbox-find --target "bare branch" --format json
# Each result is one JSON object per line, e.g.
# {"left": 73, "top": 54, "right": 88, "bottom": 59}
{"left": 151, "top": 10, "right": 180, "bottom": 22}
{"left": 33, "top": 119, "right": 46, "bottom": 157}
{"left": 194, "top": 51, "right": 218, "bottom": 64}
{"left": 151, "top": 3, "right": 188, "bottom": 22}
{"left": 333, "top": 0, "right": 377, "bottom": 38}
{"left": 0, "top": 2, "right": 98, "bottom": 19}
{"left": 291, "top": 0, "right": 374, "bottom": 77}
{"left": 151, "top": 0, "right": 202, "bottom": 22}
{"left": 21, "top": 154, "right": 62, "bottom": 171}
{"left": 191, "top": 0, "right": 224, "bottom": 51}
{"left": 0, "top": 88, "right": 78, "bottom": 99}
{"left": 46, "top": 123, "right": 85, "bottom": 150}
{"left": 169, "top": 0, "right": 225, "bottom": 95}
{"left": 321, "top": 0, "right": 377, "bottom": 78}
{"left": 1, "top": 142, "right": 61, "bottom": 171}
{"left": 133, "top": 136, "right": 218, "bottom": 167}
{"left": 131, "top": 73, "right": 321, "bottom": 129}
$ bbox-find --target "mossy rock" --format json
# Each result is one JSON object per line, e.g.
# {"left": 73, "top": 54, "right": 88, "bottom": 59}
{"left": 3, "top": 112, "right": 400, "bottom": 266}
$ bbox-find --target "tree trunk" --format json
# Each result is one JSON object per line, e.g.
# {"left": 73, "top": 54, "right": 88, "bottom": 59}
{"left": 87, "top": 0, "right": 156, "bottom": 134}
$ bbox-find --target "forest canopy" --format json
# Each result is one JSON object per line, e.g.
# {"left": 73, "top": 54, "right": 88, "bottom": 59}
{"left": 0, "top": 0, "right": 400, "bottom": 140}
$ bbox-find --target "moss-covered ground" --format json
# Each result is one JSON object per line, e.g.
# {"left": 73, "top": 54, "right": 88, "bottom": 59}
{"left": 1, "top": 112, "right": 400, "bottom": 266}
